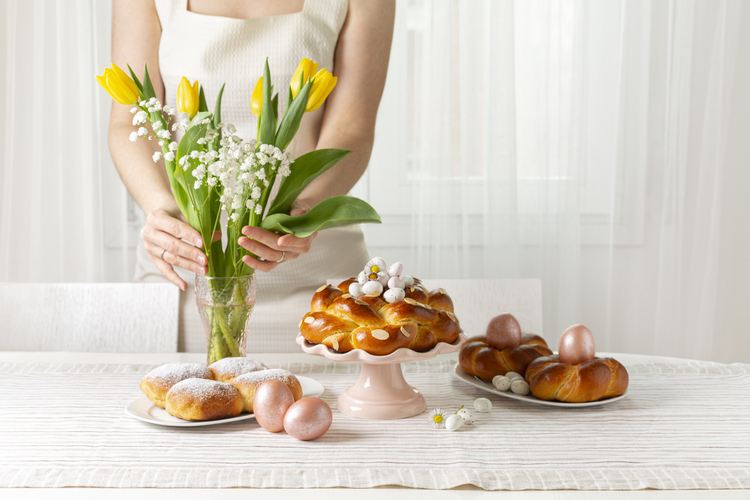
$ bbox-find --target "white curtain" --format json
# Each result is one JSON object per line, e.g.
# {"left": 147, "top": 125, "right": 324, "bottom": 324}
{"left": 0, "top": 0, "right": 134, "bottom": 283}
{"left": 361, "top": 0, "right": 748, "bottom": 362}
{"left": 2, "top": 0, "right": 748, "bottom": 361}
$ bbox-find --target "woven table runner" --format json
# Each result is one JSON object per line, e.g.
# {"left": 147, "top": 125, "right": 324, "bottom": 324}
{"left": 1, "top": 359, "right": 749, "bottom": 490}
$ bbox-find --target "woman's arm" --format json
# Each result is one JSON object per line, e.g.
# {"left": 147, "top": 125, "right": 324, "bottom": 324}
{"left": 297, "top": 0, "right": 396, "bottom": 208}
{"left": 110, "top": 0, "right": 209, "bottom": 290}
{"left": 239, "top": 0, "right": 395, "bottom": 267}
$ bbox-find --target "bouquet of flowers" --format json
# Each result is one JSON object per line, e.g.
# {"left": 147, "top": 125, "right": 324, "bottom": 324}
{"left": 97, "top": 58, "right": 380, "bottom": 362}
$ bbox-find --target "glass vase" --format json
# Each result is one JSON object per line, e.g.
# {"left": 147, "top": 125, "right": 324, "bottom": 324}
{"left": 195, "top": 274, "right": 256, "bottom": 365}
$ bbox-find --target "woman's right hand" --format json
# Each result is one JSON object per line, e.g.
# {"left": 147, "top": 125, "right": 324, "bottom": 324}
{"left": 140, "top": 207, "right": 217, "bottom": 291}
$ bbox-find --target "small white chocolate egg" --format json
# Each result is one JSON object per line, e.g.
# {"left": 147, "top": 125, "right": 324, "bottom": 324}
{"left": 357, "top": 271, "right": 367, "bottom": 285}
{"left": 383, "top": 288, "right": 405, "bottom": 304}
{"left": 402, "top": 275, "right": 415, "bottom": 286}
{"left": 253, "top": 380, "right": 295, "bottom": 433}
{"left": 559, "top": 324, "right": 596, "bottom": 365}
{"left": 457, "top": 408, "right": 475, "bottom": 424}
{"left": 474, "top": 397, "right": 492, "bottom": 413}
{"left": 510, "top": 379, "right": 530, "bottom": 395}
{"left": 492, "top": 375, "right": 511, "bottom": 391}
{"left": 486, "top": 313, "right": 522, "bottom": 350}
{"left": 445, "top": 414, "right": 463, "bottom": 432}
{"left": 388, "top": 262, "right": 404, "bottom": 278}
{"left": 283, "top": 397, "right": 333, "bottom": 441}
{"left": 348, "top": 282, "right": 364, "bottom": 298}
{"left": 505, "top": 372, "right": 523, "bottom": 381}
{"left": 377, "top": 272, "right": 390, "bottom": 287}
{"left": 388, "top": 276, "right": 406, "bottom": 290}
{"left": 362, "top": 280, "right": 384, "bottom": 295}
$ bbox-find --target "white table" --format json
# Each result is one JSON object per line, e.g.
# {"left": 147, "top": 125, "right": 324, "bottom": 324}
{"left": 2, "top": 351, "right": 748, "bottom": 500}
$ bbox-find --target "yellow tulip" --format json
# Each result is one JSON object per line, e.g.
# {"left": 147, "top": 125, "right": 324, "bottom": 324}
{"left": 290, "top": 58, "right": 319, "bottom": 98}
{"left": 95, "top": 64, "right": 139, "bottom": 105}
{"left": 176, "top": 76, "right": 200, "bottom": 118}
{"left": 306, "top": 68, "right": 337, "bottom": 112}
{"left": 251, "top": 77, "right": 263, "bottom": 117}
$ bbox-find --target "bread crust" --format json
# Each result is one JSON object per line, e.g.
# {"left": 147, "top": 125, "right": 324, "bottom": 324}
{"left": 231, "top": 369, "right": 303, "bottom": 413}
{"left": 139, "top": 363, "right": 214, "bottom": 409}
{"left": 165, "top": 379, "right": 244, "bottom": 421}
{"left": 301, "top": 278, "right": 461, "bottom": 355}
{"left": 526, "top": 354, "right": 629, "bottom": 403}
{"left": 459, "top": 334, "right": 552, "bottom": 381}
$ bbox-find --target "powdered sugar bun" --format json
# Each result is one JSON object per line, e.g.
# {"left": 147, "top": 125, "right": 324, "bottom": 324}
{"left": 209, "top": 357, "right": 268, "bottom": 382}
{"left": 165, "top": 378, "right": 244, "bottom": 421}
{"left": 140, "top": 363, "right": 214, "bottom": 409}
{"left": 231, "top": 369, "right": 303, "bottom": 413}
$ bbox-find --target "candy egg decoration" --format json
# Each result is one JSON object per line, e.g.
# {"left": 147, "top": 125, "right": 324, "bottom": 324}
{"left": 253, "top": 380, "right": 295, "bottom": 433}
{"left": 283, "top": 397, "right": 333, "bottom": 441}
{"left": 485, "top": 313, "right": 522, "bottom": 350}
{"left": 383, "top": 288, "right": 405, "bottom": 303}
{"left": 362, "top": 280, "right": 384, "bottom": 295}
{"left": 348, "top": 282, "right": 365, "bottom": 298}
{"left": 492, "top": 375, "right": 511, "bottom": 392}
{"left": 456, "top": 408, "right": 475, "bottom": 424}
{"left": 558, "top": 324, "right": 596, "bottom": 365}
{"left": 474, "top": 397, "right": 492, "bottom": 413}
{"left": 445, "top": 414, "right": 463, "bottom": 432}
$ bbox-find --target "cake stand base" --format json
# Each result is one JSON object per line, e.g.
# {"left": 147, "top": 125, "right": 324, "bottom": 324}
{"left": 337, "top": 363, "right": 426, "bottom": 419}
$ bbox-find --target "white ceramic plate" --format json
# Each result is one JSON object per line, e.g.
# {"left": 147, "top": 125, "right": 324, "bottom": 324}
{"left": 453, "top": 363, "right": 627, "bottom": 408}
{"left": 126, "top": 375, "right": 325, "bottom": 427}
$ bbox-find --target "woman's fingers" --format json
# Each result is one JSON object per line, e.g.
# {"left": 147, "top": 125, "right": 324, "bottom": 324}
{"left": 149, "top": 252, "right": 188, "bottom": 291}
{"left": 237, "top": 236, "right": 287, "bottom": 263}
{"left": 241, "top": 225, "right": 315, "bottom": 253}
{"left": 142, "top": 226, "right": 208, "bottom": 271}
{"left": 148, "top": 210, "right": 205, "bottom": 248}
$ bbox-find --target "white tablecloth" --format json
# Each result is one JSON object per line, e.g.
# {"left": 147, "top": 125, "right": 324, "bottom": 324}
{"left": 1, "top": 354, "right": 749, "bottom": 491}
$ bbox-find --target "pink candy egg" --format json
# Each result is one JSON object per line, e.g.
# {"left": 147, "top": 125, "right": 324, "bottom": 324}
{"left": 283, "top": 397, "right": 333, "bottom": 441}
{"left": 486, "top": 313, "right": 522, "bottom": 350}
{"left": 253, "top": 380, "right": 295, "bottom": 433}
{"left": 559, "top": 324, "right": 596, "bottom": 364}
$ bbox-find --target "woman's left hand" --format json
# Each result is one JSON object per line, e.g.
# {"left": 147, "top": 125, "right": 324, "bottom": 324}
{"left": 238, "top": 205, "right": 318, "bottom": 272}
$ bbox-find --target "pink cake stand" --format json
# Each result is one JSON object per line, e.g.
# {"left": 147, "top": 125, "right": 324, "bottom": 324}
{"left": 296, "top": 332, "right": 467, "bottom": 420}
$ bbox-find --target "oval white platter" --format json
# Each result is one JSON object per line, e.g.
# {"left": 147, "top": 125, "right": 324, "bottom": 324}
{"left": 125, "top": 375, "right": 324, "bottom": 427}
{"left": 453, "top": 363, "right": 627, "bottom": 408}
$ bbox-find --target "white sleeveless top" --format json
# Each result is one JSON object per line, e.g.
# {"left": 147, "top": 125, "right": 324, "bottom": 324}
{"left": 135, "top": 0, "right": 370, "bottom": 353}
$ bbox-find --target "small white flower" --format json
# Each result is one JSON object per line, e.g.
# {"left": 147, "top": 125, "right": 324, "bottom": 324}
{"left": 206, "top": 176, "right": 217, "bottom": 187}
{"left": 129, "top": 131, "right": 138, "bottom": 142}
{"left": 197, "top": 138, "right": 206, "bottom": 145}
{"left": 279, "top": 165, "right": 291, "bottom": 177}
{"left": 230, "top": 213, "right": 239, "bottom": 222}
{"left": 428, "top": 408, "right": 447, "bottom": 429}
{"left": 254, "top": 204, "right": 263, "bottom": 215}
{"left": 152, "top": 121, "right": 163, "bottom": 131}
{"left": 158, "top": 140, "right": 165, "bottom": 147}
{"left": 251, "top": 186, "right": 261, "bottom": 200}
{"left": 246, "top": 199, "right": 255, "bottom": 210}
{"left": 130, "top": 107, "right": 138, "bottom": 114}
{"left": 137, "top": 127, "right": 148, "bottom": 137}
{"left": 152, "top": 151, "right": 162, "bottom": 163}
{"left": 225, "top": 124, "right": 236, "bottom": 135}
{"left": 133, "top": 111, "right": 148, "bottom": 126}
{"left": 157, "top": 129, "right": 170, "bottom": 140}
{"left": 164, "top": 151, "right": 175, "bottom": 162}
{"left": 194, "top": 180, "right": 203, "bottom": 189}
{"left": 190, "top": 151, "right": 199, "bottom": 159}
{"left": 168, "top": 142, "right": 178, "bottom": 151}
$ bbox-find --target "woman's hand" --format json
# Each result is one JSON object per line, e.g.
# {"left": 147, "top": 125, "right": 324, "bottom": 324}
{"left": 141, "top": 207, "right": 219, "bottom": 291}
{"left": 238, "top": 204, "right": 318, "bottom": 272}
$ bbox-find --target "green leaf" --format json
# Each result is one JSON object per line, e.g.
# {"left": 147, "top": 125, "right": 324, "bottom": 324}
{"left": 271, "top": 93, "right": 279, "bottom": 120}
{"left": 259, "top": 58, "right": 276, "bottom": 145}
{"left": 260, "top": 195, "right": 380, "bottom": 238}
{"left": 285, "top": 86, "right": 293, "bottom": 114}
{"left": 142, "top": 63, "right": 156, "bottom": 100}
{"left": 275, "top": 80, "right": 312, "bottom": 151}
{"left": 213, "top": 83, "right": 225, "bottom": 128}
{"left": 268, "top": 148, "right": 351, "bottom": 216}
{"left": 126, "top": 64, "right": 143, "bottom": 93}
{"left": 198, "top": 86, "right": 208, "bottom": 113}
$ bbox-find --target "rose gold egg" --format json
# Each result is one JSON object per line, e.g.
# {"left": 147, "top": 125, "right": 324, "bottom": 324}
{"left": 486, "top": 313, "right": 522, "bottom": 350}
{"left": 283, "top": 397, "right": 333, "bottom": 441}
{"left": 559, "top": 324, "right": 596, "bottom": 364}
{"left": 253, "top": 380, "right": 295, "bottom": 433}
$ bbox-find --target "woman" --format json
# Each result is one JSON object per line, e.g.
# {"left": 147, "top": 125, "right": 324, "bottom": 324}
{"left": 108, "top": 0, "right": 395, "bottom": 351}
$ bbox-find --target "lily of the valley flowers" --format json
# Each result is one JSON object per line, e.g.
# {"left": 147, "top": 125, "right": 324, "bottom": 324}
{"left": 95, "top": 64, "right": 139, "bottom": 105}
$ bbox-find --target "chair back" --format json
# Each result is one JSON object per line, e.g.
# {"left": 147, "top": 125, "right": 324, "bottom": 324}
{"left": 0, "top": 283, "right": 180, "bottom": 352}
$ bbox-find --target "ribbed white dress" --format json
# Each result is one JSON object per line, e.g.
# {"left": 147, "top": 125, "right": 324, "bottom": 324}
{"left": 135, "top": 0, "right": 370, "bottom": 353}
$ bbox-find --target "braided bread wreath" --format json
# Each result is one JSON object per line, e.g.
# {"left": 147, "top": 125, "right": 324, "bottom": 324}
{"left": 459, "top": 334, "right": 553, "bottom": 382}
{"left": 299, "top": 278, "right": 462, "bottom": 355}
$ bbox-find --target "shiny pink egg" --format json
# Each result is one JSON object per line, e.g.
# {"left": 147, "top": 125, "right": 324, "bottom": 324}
{"left": 283, "top": 397, "right": 333, "bottom": 441}
{"left": 559, "top": 324, "right": 596, "bottom": 364}
{"left": 253, "top": 380, "right": 295, "bottom": 433}
{"left": 486, "top": 313, "right": 522, "bottom": 350}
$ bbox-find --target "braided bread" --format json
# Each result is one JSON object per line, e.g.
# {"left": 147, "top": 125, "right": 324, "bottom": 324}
{"left": 525, "top": 355, "right": 629, "bottom": 403}
{"left": 300, "top": 278, "right": 462, "bottom": 355}
{"left": 459, "top": 334, "right": 552, "bottom": 381}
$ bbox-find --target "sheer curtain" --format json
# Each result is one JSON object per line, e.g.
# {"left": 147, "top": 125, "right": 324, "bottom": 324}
{"left": 361, "top": 0, "right": 748, "bottom": 361}
{"left": 0, "top": 0, "right": 134, "bottom": 283}
{"left": 2, "top": 0, "right": 748, "bottom": 361}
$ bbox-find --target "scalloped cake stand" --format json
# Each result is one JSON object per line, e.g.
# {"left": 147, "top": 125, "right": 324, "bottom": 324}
{"left": 296, "top": 332, "right": 467, "bottom": 420}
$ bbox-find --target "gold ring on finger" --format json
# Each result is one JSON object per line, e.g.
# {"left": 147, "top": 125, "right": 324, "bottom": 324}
{"left": 276, "top": 251, "right": 285, "bottom": 263}
{"left": 161, "top": 249, "right": 167, "bottom": 260}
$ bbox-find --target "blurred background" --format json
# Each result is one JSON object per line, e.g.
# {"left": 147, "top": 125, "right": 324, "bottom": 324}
{"left": 1, "top": 0, "right": 748, "bottom": 362}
